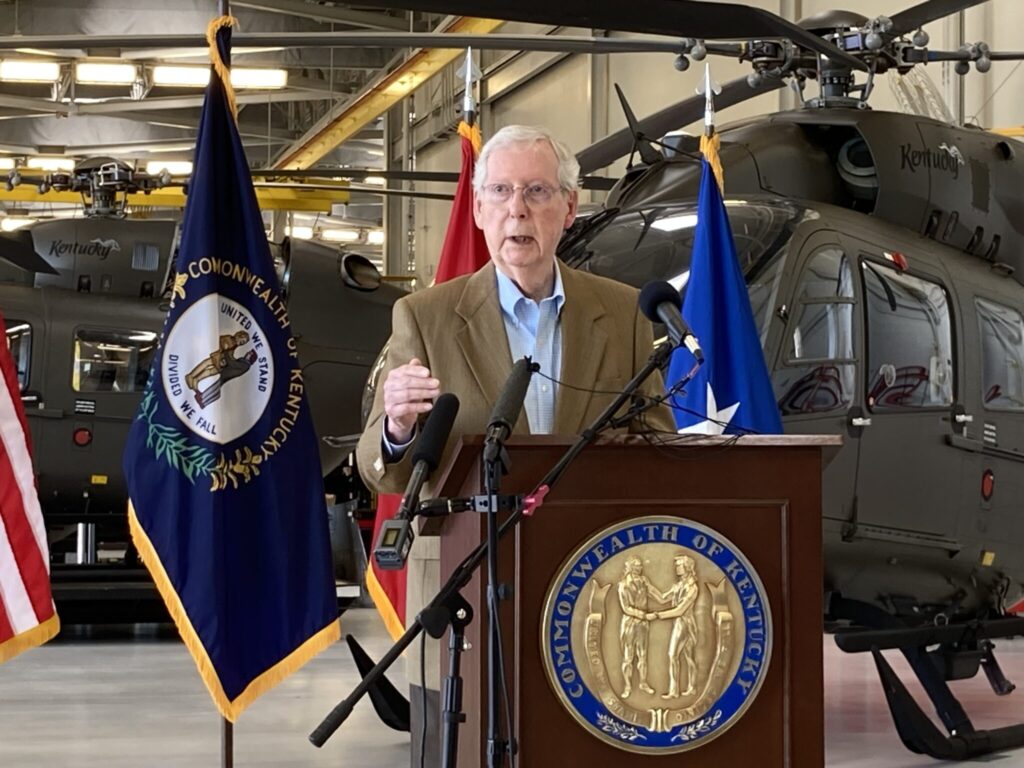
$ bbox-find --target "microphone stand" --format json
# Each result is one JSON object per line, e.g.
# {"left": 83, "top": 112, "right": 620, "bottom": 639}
{"left": 482, "top": 434, "right": 513, "bottom": 768}
{"left": 310, "top": 338, "right": 678, "bottom": 756}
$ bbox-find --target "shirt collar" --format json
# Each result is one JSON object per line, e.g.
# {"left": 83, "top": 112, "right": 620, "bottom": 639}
{"left": 495, "top": 261, "right": 566, "bottom": 325}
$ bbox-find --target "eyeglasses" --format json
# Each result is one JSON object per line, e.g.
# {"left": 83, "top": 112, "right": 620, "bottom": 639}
{"left": 479, "top": 182, "right": 561, "bottom": 206}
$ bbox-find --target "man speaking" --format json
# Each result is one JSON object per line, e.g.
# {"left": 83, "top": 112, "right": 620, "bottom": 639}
{"left": 356, "top": 124, "right": 674, "bottom": 767}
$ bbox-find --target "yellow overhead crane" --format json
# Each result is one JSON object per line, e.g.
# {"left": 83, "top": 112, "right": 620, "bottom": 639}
{"left": 0, "top": 182, "right": 350, "bottom": 213}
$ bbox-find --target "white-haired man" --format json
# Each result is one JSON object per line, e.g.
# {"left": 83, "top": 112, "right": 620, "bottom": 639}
{"left": 356, "top": 124, "right": 674, "bottom": 767}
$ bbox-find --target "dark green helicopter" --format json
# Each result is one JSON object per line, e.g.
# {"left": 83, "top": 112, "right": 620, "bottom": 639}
{"left": 0, "top": 157, "right": 404, "bottom": 620}
{"left": 345, "top": 0, "right": 1024, "bottom": 758}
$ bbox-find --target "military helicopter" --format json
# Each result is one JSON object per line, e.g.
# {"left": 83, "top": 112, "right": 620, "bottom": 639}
{"left": 0, "top": 156, "right": 404, "bottom": 620}
{"left": 340, "top": 0, "right": 1024, "bottom": 758}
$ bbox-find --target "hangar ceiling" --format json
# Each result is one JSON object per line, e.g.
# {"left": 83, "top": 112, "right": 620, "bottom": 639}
{"left": 0, "top": 0, "right": 423, "bottom": 168}
{"left": 0, "top": 0, "right": 480, "bottom": 259}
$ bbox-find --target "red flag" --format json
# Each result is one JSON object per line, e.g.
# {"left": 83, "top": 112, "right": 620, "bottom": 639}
{"left": 365, "top": 121, "right": 490, "bottom": 640}
{"left": 0, "top": 310, "right": 59, "bottom": 663}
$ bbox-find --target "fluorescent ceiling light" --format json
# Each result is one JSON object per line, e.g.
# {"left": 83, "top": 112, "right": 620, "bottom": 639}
{"left": 230, "top": 68, "right": 288, "bottom": 89}
{"left": 151, "top": 65, "right": 288, "bottom": 89}
{"left": 366, "top": 230, "right": 385, "bottom": 246}
{"left": 362, "top": 176, "right": 387, "bottom": 186}
{"left": 75, "top": 62, "right": 137, "bottom": 85}
{"left": 26, "top": 157, "right": 75, "bottom": 172}
{"left": 0, "top": 158, "right": 14, "bottom": 171}
{"left": 152, "top": 65, "right": 209, "bottom": 87}
{"left": 286, "top": 225, "right": 313, "bottom": 240}
{"left": 1, "top": 217, "right": 38, "bottom": 232}
{"left": 320, "top": 228, "right": 360, "bottom": 243}
{"left": 0, "top": 59, "right": 61, "bottom": 83}
{"left": 145, "top": 161, "right": 192, "bottom": 176}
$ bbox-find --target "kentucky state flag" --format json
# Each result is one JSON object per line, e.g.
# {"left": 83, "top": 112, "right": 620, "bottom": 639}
{"left": 123, "top": 16, "right": 339, "bottom": 721}
{"left": 667, "top": 146, "right": 782, "bottom": 435}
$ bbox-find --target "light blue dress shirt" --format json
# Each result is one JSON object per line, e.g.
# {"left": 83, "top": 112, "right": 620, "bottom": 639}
{"left": 383, "top": 263, "right": 565, "bottom": 455}
{"left": 495, "top": 264, "right": 564, "bottom": 434}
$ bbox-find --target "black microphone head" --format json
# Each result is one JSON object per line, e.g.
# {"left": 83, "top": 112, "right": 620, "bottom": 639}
{"left": 411, "top": 392, "right": 460, "bottom": 471}
{"left": 489, "top": 357, "right": 533, "bottom": 432}
{"left": 639, "top": 281, "right": 682, "bottom": 323}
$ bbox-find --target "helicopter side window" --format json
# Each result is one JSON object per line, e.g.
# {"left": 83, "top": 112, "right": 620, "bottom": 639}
{"left": 72, "top": 328, "right": 158, "bottom": 394}
{"left": 976, "top": 297, "right": 1024, "bottom": 410}
{"left": 773, "top": 247, "right": 856, "bottom": 414}
{"left": 4, "top": 318, "right": 31, "bottom": 392}
{"left": 132, "top": 242, "right": 160, "bottom": 272}
{"left": 862, "top": 262, "right": 953, "bottom": 410}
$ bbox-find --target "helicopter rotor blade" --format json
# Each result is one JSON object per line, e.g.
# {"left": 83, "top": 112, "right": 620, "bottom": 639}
{"left": 889, "top": 0, "right": 989, "bottom": 38}
{"left": 249, "top": 169, "right": 461, "bottom": 183}
{"left": 339, "top": 0, "right": 868, "bottom": 71}
{"left": 576, "top": 75, "right": 786, "bottom": 175}
{"left": 0, "top": 230, "right": 60, "bottom": 275}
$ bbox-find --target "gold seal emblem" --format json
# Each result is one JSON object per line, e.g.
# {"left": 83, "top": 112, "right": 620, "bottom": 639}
{"left": 540, "top": 516, "right": 771, "bottom": 753}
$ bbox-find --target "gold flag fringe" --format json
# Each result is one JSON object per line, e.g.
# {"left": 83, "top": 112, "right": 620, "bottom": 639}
{"left": 701, "top": 131, "right": 725, "bottom": 194}
{"left": 458, "top": 120, "right": 483, "bottom": 157}
{"left": 128, "top": 501, "right": 340, "bottom": 721}
{"left": 364, "top": 562, "right": 407, "bottom": 642}
{"left": 0, "top": 612, "right": 59, "bottom": 665}
{"left": 206, "top": 15, "right": 239, "bottom": 122}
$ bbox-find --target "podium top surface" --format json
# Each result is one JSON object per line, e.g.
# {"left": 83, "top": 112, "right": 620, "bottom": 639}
{"left": 430, "top": 432, "right": 841, "bottom": 503}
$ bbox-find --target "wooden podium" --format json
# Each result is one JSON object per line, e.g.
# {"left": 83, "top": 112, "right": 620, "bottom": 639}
{"left": 431, "top": 434, "right": 839, "bottom": 767}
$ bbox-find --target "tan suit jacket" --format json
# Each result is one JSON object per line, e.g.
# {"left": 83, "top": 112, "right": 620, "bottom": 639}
{"left": 356, "top": 260, "right": 674, "bottom": 688}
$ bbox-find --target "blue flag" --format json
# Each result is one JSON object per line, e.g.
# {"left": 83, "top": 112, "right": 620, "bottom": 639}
{"left": 667, "top": 157, "right": 783, "bottom": 435}
{"left": 123, "top": 17, "right": 339, "bottom": 721}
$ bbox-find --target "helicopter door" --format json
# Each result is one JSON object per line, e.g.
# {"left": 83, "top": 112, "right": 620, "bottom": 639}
{"left": 768, "top": 233, "right": 860, "bottom": 525}
{"left": 851, "top": 249, "right": 961, "bottom": 541}
{"left": 0, "top": 297, "right": 47, "bottom": 452}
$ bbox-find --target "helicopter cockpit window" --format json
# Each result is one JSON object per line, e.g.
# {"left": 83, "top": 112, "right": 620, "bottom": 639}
{"left": 773, "top": 248, "right": 856, "bottom": 414}
{"left": 72, "top": 328, "right": 158, "bottom": 394}
{"left": 561, "top": 199, "right": 807, "bottom": 343}
{"left": 976, "top": 297, "right": 1024, "bottom": 411}
{"left": 863, "top": 262, "right": 953, "bottom": 410}
{"left": 4, "top": 319, "right": 31, "bottom": 392}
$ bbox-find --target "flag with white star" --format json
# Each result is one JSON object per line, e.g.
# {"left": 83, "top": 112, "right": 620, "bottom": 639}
{"left": 666, "top": 150, "right": 782, "bottom": 435}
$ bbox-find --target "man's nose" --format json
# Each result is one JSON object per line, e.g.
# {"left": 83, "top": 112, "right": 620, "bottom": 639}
{"left": 507, "top": 188, "right": 529, "bottom": 217}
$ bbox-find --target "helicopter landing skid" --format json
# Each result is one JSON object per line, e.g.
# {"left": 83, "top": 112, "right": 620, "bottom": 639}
{"left": 830, "top": 596, "right": 1024, "bottom": 760}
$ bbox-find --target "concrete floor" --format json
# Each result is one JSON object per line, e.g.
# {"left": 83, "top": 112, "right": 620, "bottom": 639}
{"left": 2, "top": 609, "right": 1024, "bottom": 766}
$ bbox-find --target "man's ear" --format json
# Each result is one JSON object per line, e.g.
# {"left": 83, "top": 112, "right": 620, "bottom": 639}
{"left": 563, "top": 189, "right": 579, "bottom": 229}
{"left": 473, "top": 192, "right": 484, "bottom": 229}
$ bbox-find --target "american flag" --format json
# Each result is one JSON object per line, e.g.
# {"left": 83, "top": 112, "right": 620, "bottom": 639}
{"left": 0, "top": 309, "right": 58, "bottom": 664}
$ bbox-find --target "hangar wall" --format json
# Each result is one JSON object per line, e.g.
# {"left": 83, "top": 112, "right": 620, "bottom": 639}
{"left": 392, "top": 0, "right": 1023, "bottom": 285}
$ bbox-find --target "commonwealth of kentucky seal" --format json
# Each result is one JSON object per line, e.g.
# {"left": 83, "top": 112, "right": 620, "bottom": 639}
{"left": 161, "top": 293, "right": 274, "bottom": 445}
{"left": 540, "top": 516, "right": 772, "bottom": 754}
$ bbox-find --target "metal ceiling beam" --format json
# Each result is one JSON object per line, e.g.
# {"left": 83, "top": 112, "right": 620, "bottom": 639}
{"left": 0, "top": 94, "right": 69, "bottom": 116}
{"left": 72, "top": 89, "right": 335, "bottom": 115}
{"left": 233, "top": 0, "right": 410, "bottom": 30}
{"left": 275, "top": 16, "right": 504, "bottom": 169}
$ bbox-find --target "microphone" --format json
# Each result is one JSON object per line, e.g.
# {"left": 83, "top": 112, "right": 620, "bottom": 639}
{"left": 484, "top": 357, "right": 534, "bottom": 449}
{"left": 373, "top": 392, "right": 460, "bottom": 570}
{"left": 639, "top": 280, "right": 703, "bottom": 362}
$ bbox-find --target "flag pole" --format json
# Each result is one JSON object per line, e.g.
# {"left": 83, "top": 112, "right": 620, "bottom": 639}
{"left": 462, "top": 47, "right": 476, "bottom": 128}
{"left": 217, "top": 3, "right": 234, "bottom": 764}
